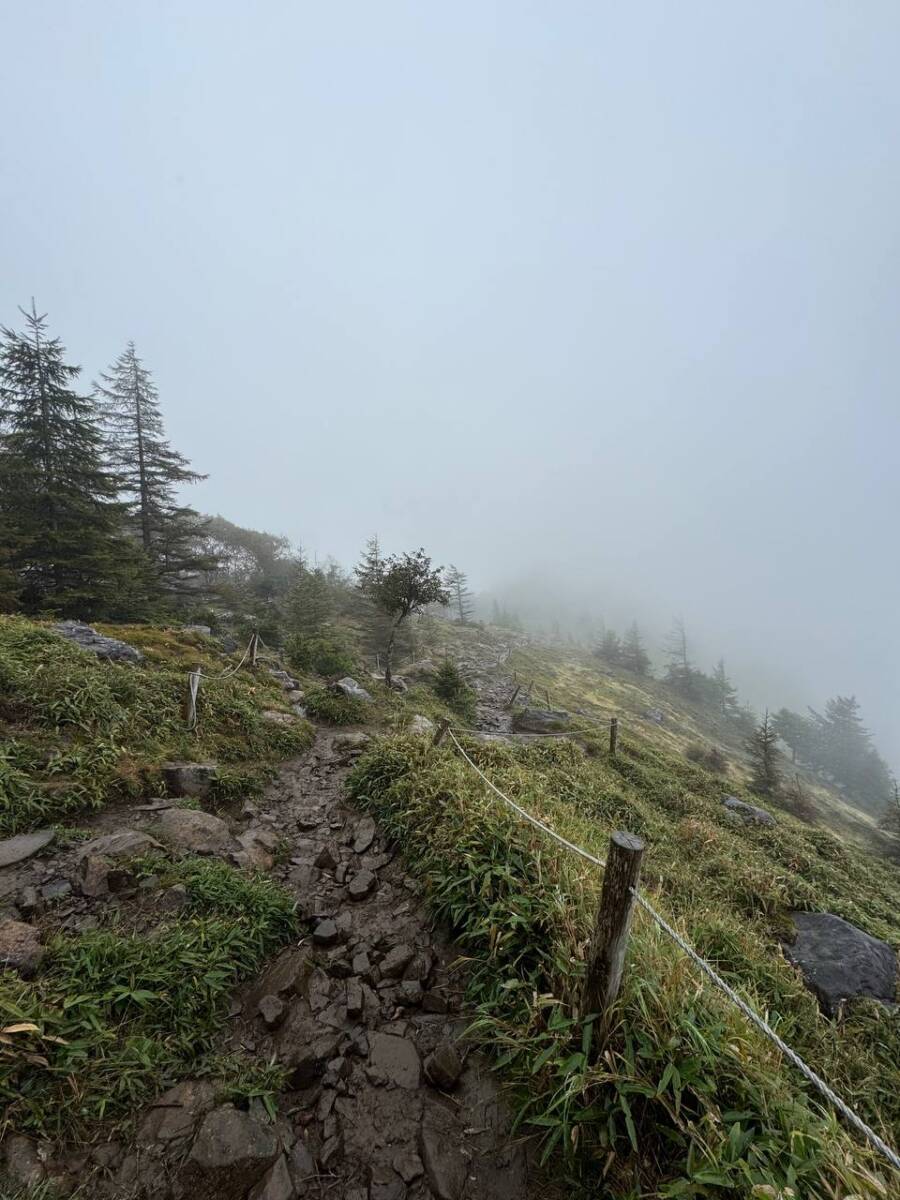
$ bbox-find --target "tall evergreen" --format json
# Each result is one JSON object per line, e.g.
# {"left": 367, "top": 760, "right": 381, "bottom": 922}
{"left": 287, "top": 566, "right": 333, "bottom": 637}
{"left": 746, "top": 709, "right": 781, "bottom": 797}
{"left": 663, "top": 617, "right": 696, "bottom": 696}
{"left": 621, "top": 621, "right": 651, "bottom": 676}
{"left": 808, "top": 695, "right": 892, "bottom": 812}
{"left": 712, "top": 658, "right": 740, "bottom": 718}
{"left": 95, "top": 341, "right": 210, "bottom": 595}
{"left": 446, "top": 565, "right": 474, "bottom": 624}
{"left": 0, "top": 302, "right": 145, "bottom": 618}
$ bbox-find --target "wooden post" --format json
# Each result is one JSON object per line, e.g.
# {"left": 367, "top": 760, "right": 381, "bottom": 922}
{"left": 249, "top": 632, "right": 259, "bottom": 668}
{"left": 609, "top": 717, "right": 619, "bottom": 756}
{"left": 545, "top": 688, "right": 552, "bottom": 709}
{"left": 583, "top": 831, "right": 644, "bottom": 1037}
{"left": 505, "top": 684, "right": 521, "bottom": 709}
{"left": 432, "top": 718, "right": 450, "bottom": 747}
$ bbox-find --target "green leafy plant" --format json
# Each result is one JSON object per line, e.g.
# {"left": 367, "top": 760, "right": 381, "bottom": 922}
{"left": 432, "top": 659, "right": 477, "bottom": 723}
{"left": 285, "top": 631, "right": 355, "bottom": 678}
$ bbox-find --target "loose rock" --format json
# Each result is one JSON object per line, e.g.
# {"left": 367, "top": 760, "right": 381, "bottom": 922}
{"left": 348, "top": 869, "right": 377, "bottom": 901}
{"left": 0, "top": 919, "right": 44, "bottom": 977}
{"left": 184, "top": 1104, "right": 278, "bottom": 1198}
{"left": 137, "top": 1080, "right": 217, "bottom": 1146}
{"left": 367, "top": 1032, "right": 421, "bottom": 1089}
{"left": 79, "top": 828, "right": 162, "bottom": 861}
{"left": 424, "top": 1040, "right": 464, "bottom": 1090}
{"left": 511, "top": 707, "right": 571, "bottom": 734}
{"left": 162, "top": 762, "right": 218, "bottom": 800}
{"left": 352, "top": 817, "right": 377, "bottom": 854}
{"left": 419, "top": 1125, "right": 467, "bottom": 1200}
{"left": 156, "top": 809, "right": 236, "bottom": 857}
{"left": 248, "top": 1154, "right": 294, "bottom": 1200}
{"left": 258, "top": 994, "right": 287, "bottom": 1029}
{"left": 722, "top": 795, "right": 776, "bottom": 827}
{"left": 0, "top": 828, "right": 55, "bottom": 868}
{"left": 331, "top": 677, "right": 373, "bottom": 702}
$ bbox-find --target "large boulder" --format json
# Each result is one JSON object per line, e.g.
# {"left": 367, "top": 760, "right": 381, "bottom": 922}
{"left": 409, "top": 715, "right": 435, "bottom": 736}
{"left": 784, "top": 912, "right": 898, "bottom": 1016}
{"left": 722, "top": 795, "right": 776, "bottom": 827}
{"left": 331, "top": 677, "right": 373, "bottom": 703}
{"left": 137, "top": 1080, "right": 217, "bottom": 1146}
{"left": 156, "top": 809, "right": 236, "bottom": 857}
{"left": 0, "top": 828, "right": 55, "bottom": 868}
{"left": 79, "top": 828, "right": 162, "bottom": 862}
{"left": 0, "top": 919, "right": 44, "bottom": 977}
{"left": 161, "top": 762, "right": 218, "bottom": 800}
{"left": 53, "top": 620, "right": 143, "bottom": 663}
{"left": 511, "top": 707, "right": 571, "bottom": 734}
{"left": 183, "top": 1104, "right": 278, "bottom": 1198}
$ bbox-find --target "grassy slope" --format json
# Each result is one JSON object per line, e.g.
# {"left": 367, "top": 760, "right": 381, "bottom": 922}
{"left": 348, "top": 621, "right": 900, "bottom": 1198}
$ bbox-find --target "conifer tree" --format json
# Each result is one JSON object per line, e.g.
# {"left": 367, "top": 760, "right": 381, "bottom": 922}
{"left": 712, "top": 658, "right": 740, "bottom": 717}
{"left": 746, "top": 709, "right": 781, "bottom": 797}
{"left": 0, "top": 302, "right": 145, "bottom": 617}
{"left": 621, "top": 621, "right": 651, "bottom": 676}
{"left": 808, "top": 695, "right": 892, "bottom": 812}
{"left": 663, "top": 617, "right": 697, "bottom": 697}
{"left": 95, "top": 341, "right": 210, "bottom": 596}
{"left": 596, "top": 629, "right": 622, "bottom": 666}
{"left": 446, "top": 565, "right": 474, "bottom": 624}
{"left": 287, "top": 566, "right": 333, "bottom": 636}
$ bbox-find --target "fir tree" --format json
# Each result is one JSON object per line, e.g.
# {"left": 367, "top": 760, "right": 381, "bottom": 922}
{"left": 772, "top": 708, "right": 816, "bottom": 765}
{"left": 446, "top": 565, "right": 474, "bottom": 624}
{"left": 596, "top": 629, "right": 622, "bottom": 666}
{"left": 0, "top": 302, "right": 145, "bottom": 618}
{"left": 746, "top": 709, "right": 781, "bottom": 797}
{"left": 663, "top": 617, "right": 696, "bottom": 697}
{"left": 808, "top": 695, "right": 893, "bottom": 813}
{"left": 95, "top": 341, "right": 210, "bottom": 596}
{"left": 287, "top": 567, "right": 333, "bottom": 637}
{"left": 620, "top": 622, "right": 651, "bottom": 676}
{"left": 712, "top": 658, "right": 740, "bottom": 717}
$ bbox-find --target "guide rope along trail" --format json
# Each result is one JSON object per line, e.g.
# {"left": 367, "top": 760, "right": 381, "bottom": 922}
{"left": 445, "top": 726, "right": 900, "bottom": 1175}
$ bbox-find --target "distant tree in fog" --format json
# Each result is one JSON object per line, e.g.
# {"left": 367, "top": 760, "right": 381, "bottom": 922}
{"left": 747, "top": 709, "right": 782, "bottom": 797}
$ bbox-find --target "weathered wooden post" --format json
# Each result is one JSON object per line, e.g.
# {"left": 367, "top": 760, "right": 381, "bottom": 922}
{"left": 609, "top": 716, "right": 619, "bottom": 756}
{"left": 505, "top": 684, "right": 521, "bottom": 709}
{"left": 545, "top": 688, "right": 552, "bottom": 709}
{"left": 583, "top": 831, "right": 644, "bottom": 1039}
{"left": 249, "top": 632, "right": 259, "bottom": 668}
{"left": 432, "top": 717, "right": 451, "bottom": 747}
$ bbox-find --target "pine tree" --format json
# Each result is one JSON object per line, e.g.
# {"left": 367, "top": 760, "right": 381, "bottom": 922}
{"left": 772, "top": 708, "right": 816, "bottom": 765}
{"left": 620, "top": 622, "right": 651, "bottom": 676}
{"left": 808, "top": 695, "right": 893, "bottom": 813}
{"left": 712, "top": 658, "right": 740, "bottom": 717}
{"left": 95, "top": 342, "right": 210, "bottom": 597}
{"left": 0, "top": 302, "right": 145, "bottom": 618}
{"left": 355, "top": 535, "right": 384, "bottom": 591}
{"left": 880, "top": 778, "right": 900, "bottom": 837}
{"left": 446, "top": 565, "right": 474, "bottom": 624}
{"left": 663, "top": 617, "right": 696, "bottom": 696}
{"left": 287, "top": 567, "right": 333, "bottom": 637}
{"left": 746, "top": 709, "right": 781, "bottom": 797}
{"left": 595, "top": 629, "right": 622, "bottom": 666}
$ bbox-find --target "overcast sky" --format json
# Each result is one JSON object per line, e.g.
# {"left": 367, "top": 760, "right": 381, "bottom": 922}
{"left": 3, "top": 2, "right": 898, "bottom": 764}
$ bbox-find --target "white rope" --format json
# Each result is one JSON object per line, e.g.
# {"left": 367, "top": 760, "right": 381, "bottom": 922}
{"left": 444, "top": 727, "right": 900, "bottom": 1174}
{"left": 184, "top": 635, "right": 256, "bottom": 730}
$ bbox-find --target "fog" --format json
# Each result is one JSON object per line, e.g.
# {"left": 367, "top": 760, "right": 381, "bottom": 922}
{"left": 3, "top": 3, "right": 898, "bottom": 765}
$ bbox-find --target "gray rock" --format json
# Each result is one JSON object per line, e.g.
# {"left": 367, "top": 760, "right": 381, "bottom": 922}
{"left": 40, "top": 878, "right": 71, "bottom": 902}
{"left": 331, "top": 731, "right": 371, "bottom": 755}
{"left": 262, "top": 710, "right": 296, "bottom": 726}
{"left": 312, "top": 919, "right": 339, "bottom": 946}
{"left": 419, "top": 1125, "right": 466, "bottom": 1200}
{"left": 183, "top": 624, "right": 213, "bottom": 637}
{"left": 424, "top": 1040, "right": 463, "bottom": 1090}
{"left": 137, "top": 1080, "right": 217, "bottom": 1145}
{"left": 288, "top": 1140, "right": 316, "bottom": 1194}
{"left": 722, "top": 795, "right": 776, "bottom": 827}
{"left": 248, "top": 1154, "right": 294, "bottom": 1200}
{"left": 17, "top": 886, "right": 40, "bottom": 918}
{"left": 287, "top": 1033, "right": 341, "bottom": 1088}
{"left": 346, "top": 977, "right": 364, "bottom": 1018}
{"left": 643, "top": 707, "right": 665, "bottom": 724}
{"left": 409, "top": 714, "right": 435, "bottom": 736}
{"left": 0, "top": 828, "right": 55, "bottom": 868}
{"left": 162, "top": 762, "right": 218, "bottom": 799}
{"left": 367, "top": 1032, "right": 421, "bottom": 1089}
{"left": 156, "top": 809, "right": 236, "bottom": 856}
{"left": 158, "top": 883, "right": 189, "bottom": 911}
{"left": 421, "top": 990, "right": 448, "bottom": 1014}
{"left": 380, "top": 944, "right": 414, "bottom": 979}
{"left": 314, "top": 841, "right": 340, "bottom": 870}
{"left": 258, "top": 994, "right": 286, "bottom": 1030}
{"left": 331, "top": 676, "right": 373, "bottom": 702}
{"left": 3, "top": 1134, "right": 45, "bottom": 1188}
{"left": 54, "top": 620, "right": 143, "bottom": 663}
{"left": 392, "top": 1151, "right": 424, "bottom": 1183}
{"left": 784, "top": 912, "right": 898, "bottom": 1016}
{"left": 352, "top": 817, "right": 377, "bottom": 854}
{"left": 236, "top": 828, "right": 278, "bottom": 871}
{"left": 0, "top": 919, "right": 44, "bottom": 977}
{"left": 399, "top": 659, "right": 437, "bottom": 682}
{"left": 79, "top": 828, "right": 162, "bottom": 861}
{"left": 185, "top": 1104, "right": 278, "bottom": 1198}
{"left": 370, "top": 1165, "right": 407, "bottom": 1200}
{"left": 511, "top": 707, "right": 571, "bottom": 734}
{"left": 79, "top": 854, "right": 112, "bottom": 898}
{"left": 348, "top": 869, "right": 377, "bottom": 901}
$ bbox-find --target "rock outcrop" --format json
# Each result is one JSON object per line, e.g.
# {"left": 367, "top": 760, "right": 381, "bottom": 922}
{"left": 53, "top": 621, "right": 143, "bottom": 663}
{"left": 511, "top": 707, "right": 571, "bottom": 734}
{"left": 722, "top": 795, "right": 776, "bottom": 827}
{"left": 784, "top": 911, "right": 898, "bottom": 1016}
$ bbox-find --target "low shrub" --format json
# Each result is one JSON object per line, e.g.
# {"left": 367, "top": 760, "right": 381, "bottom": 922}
{"left": 431, "top": 659, "right": 477, "bottom": 723}
{"left": 303, "top": 686, "right": 368, "bottom": 725}
{"left": 685, "top": 742, "right": 729, "bottom": 774}
{"left": 285, "top": 631, "right": 355, "bottom": 678}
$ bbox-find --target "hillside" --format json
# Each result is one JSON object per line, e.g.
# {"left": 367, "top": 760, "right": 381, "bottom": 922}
{"left": 0, "top": 614, "right": 897, "bottom": 1199}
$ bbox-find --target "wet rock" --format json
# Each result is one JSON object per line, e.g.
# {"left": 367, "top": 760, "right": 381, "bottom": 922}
{"left": 137, "top": 1080, "right": 217, "bottom": 1145}
{"left": 419, "top": 1125, "right": 466, "bottom": 1200}
{"left": 352, "top": 817, "right": 377, "bottom": 854}
{"left": 158, "top": 883, "right": 189, "bottom": 911}
{"left": 784, "top": 912, "right": 897, "bottom": 1016}
{"left": 156, "top": 809, "right": 236, "bottom": 857}
{"left": 722, "top": 795, "right": 776, "bottom": 827}
{"left": 511, "top": 707, "right": 571, "bottom": 734}
{"left": 380, "top": 944, "right": 414, "bottom": 979}
{"left": 409, "top": 714, "right": 434, "bottom": 736}
{"left": 40, "top": 878, "right": 72, "bottom": 902}
{"left": 17, "top": 885, "right": 40, "bottom": 918}
{"left": 424, "top": 1041, "right": 463, "bottom": 1090}
{"left": 312, "top": 918, "right": 339, "bottom": 946}
{"left": 370, "top": 1164, "right": 407, "bottom": 1200}
{"left": 346, "top": 977, "right": 364, "bottom": 1018}
{"left": 4, "top": 1134, "right": 45, "bottom": 1187}
{"left": 258, "top": 994, "right": 286, "bottom": 1029}
{"left": 398, "top": 980, "right": 423, "bottom": 1007}
{"left": 287, "top": 1032, "right": 341, "bottom": 1088}
{"left": 421, "top": 991, "right": 448, "bottom": 1014}
{"left": 331, "top": 677, "right": 372, "bottom": 702}
{"left": 247, "top": 1154, "right": 294, "bottom": 1200}
{"left": 392, "top": 1150, "right": 424, "bottom": 1184}
{"left": 0, "top": 828, "right": 55, "bottom": 868}
{"left": 314, "top": 841, "right": 340, "bottom": 870}
{"left": 236, "top": 828, "right": 278, "bottom": 871}
{"left": 287, "top": 1140, "right": 316, "bottom": 1194}
{"left": 80, "top": 828, "right": 162, "bottom": 861}
{"left": 0, "top": 918, "right": 44, "bottom": 977}
{"left": 348, "top": 869, "right": 377, "bottom": 900}
{"left": 79, "top": 855, "right": 112, "bottom": 898}
{"left": 161, "top": 762, "right": 217, "bottom": 800}
{"left": 184, "top": 1104, "right": 278, "bottom": 1198}
{"left": 367, "top": 1032, "right": 421, "bottom": 1089}
{"left": 54, "top": 620, "right": 143, "bottom": 663}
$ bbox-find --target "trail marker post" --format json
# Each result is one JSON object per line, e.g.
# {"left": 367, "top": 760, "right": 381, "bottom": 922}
{"left": 583, "top": 830, "right": 644, "bottom": 1044}
{"left": 506, "top": 684, "right": 521, "bottom": 709}
{"left": 609, "top": 716, "right": 619, "bottom": 756}
{"left": 432, "top": 718, "right": 451, "bottom": 747}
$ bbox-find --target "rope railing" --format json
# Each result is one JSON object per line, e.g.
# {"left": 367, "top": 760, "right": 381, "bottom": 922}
{"left": 185, "top": 634, "right": 258, "bottom": 730}
{"left": 444, "top": 726, "right": 900, "bottom": 1174}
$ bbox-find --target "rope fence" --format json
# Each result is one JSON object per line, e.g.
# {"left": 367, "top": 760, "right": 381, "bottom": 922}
{"left": 444, "top": 726, "right": 900, "bottom": 1174}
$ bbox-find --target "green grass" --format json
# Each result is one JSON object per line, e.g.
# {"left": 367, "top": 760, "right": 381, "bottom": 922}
{"left": 0, "top": 856, "right": 297, "bottom": 1140}
{"left": 303, "top": 686, "right": 370, "bottom": 725}
{"left": 347, "top": 732, "right": 900, "bottom": 1198}
{"left": 0, "top": 617, "right": 313, "bottom": 833}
